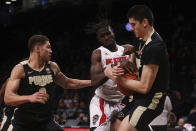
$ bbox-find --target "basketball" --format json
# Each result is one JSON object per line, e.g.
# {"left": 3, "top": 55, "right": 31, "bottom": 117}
{"left": 117, "top": 73, "right": 138, "bottom": 96}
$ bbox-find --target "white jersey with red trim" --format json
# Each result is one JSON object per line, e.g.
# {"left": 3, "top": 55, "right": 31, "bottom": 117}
{"left": 95, "top": 44, "right": 127, "bottom": 102}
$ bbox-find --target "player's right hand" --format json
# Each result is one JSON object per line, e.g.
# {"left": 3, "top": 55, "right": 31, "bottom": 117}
{"left": 29, "top": 92, "right": 49, "bottom": 104}
{"left": 112, "top": 62, "right": 125, "bottom": 76}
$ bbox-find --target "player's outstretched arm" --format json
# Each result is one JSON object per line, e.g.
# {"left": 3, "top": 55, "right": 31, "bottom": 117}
{"left": 51, "top": 62, "right": 91, "bottom": 89}
{"left": 4, "top": 64, "right": 48, "bottom": 106}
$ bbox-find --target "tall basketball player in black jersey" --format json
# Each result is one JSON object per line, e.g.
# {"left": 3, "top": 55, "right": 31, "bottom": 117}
{"left": 105, "top": 5, "right": 170, "bottom": 131}
{"left": 4, "top": 35, "right": 91, "bottom": 131}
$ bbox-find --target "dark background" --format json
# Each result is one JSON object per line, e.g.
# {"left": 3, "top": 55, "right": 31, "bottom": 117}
{"left": 0, "top": 0, "right": 196, "bottom": 123}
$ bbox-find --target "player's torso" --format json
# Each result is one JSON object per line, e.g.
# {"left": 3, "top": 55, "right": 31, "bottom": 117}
{"left": 18, "top": 60, "right": 55, "bottom": 114}
{"left": 135, "top": 32, "right": 169, "bottom": 98}
{"left": 95, "top": 45, "right": 127, "bottom": 102}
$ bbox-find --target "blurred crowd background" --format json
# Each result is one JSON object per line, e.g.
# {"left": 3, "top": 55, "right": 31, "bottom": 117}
{"left": 0, "top": 0, "right": 196, "bottom": 129}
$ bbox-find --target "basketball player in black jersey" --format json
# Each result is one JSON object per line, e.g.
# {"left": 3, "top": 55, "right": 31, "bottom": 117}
{"left": 105, "top": 5, "right": 170, "bottom": 131}
{"left": 4, "top": 34, "right": 91, "bottom": 131}
{"left": 0, "top": 80, "right": 64, "bottom": 131}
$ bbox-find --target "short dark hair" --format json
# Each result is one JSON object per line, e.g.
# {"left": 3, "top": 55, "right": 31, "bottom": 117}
{"left": 85, "top": 19, "right": 111, "bottom": 34}
{"left": 28, "top": 35, "right": 49, "bottom": 52}
{"left": 127, "top": 4, "right": 154, "bottom": 26}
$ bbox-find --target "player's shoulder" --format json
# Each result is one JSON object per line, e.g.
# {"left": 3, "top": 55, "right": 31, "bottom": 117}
{"left": 97, "top": 46, "right": 109, "bottom": 52}
{"left": 150, "top": 32, "right": 165, "bottom": 45}
{"left": 14, "top": 62, "right": 24, "bottom": 71}
{"left": 10, "top": 63, "right": 25, "bottom": 79}
{"left": 147, "top": 31, "right": 165, "bottom": 49}
{"left": 145, "top": 43, "right": 164, "bottom": 55}
{"left": 47, "top": 61, "right": 60, "bottom": 75}
{"left": 151, "top": 31, "right": 163, "bottom": 42}
{"left": 48, "top": 61, "right": 58, "bottom": 68}
{"left": 92, "top": 48, "right": 101, "bottom": 56}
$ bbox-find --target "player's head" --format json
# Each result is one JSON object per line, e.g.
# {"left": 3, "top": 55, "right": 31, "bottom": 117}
{"left": 95, "top": 20, "right": 115, "bottom": 47}
{"left": 86, "top": 20, "right": 115, "bottom": 47}
{"left": 28, "top": 35, "right": 52, "bottom": 61}
{"left": 127, "top": 5, "right": 154, "bottom": 38}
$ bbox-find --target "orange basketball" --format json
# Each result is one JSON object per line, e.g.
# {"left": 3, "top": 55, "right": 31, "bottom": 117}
{"left": 117, "top": 73, "right": 138, "bottom": 96}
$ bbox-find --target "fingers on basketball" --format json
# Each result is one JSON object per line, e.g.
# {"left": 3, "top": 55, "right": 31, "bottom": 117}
{"left": 117, "top": 73, "right": 138, "bottom": 96}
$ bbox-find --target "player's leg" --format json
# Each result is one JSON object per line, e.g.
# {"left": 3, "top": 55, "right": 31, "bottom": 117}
{"left": 110, "top": 106, "right": 129, "bottom": 131}
{"left": 117, "top": 115, "right": 137, "bottom": 131}
{"left": 116, "top": 108, "right": 153, "bottom": 131}
{"left": 110, "top": 119, "right": 122, "bottom": 131}
{"left": 129, "top": 94, "right": 166, "bottom": 131}
{"left": 90, "top": 95, "right": 109, "bottom": 131}
{"left": 90, "top": 95, "right": 123, "bottom": 131}
{"left": 110, "top": 96, "right": 134, "bottom": 131}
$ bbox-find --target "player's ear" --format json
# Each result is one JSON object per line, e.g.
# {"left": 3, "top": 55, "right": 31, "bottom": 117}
{"left": 143, "top": 18, "right": 148, "bottom": 28}
{"left": 34, "top": 45, "right": 40, "bottom": 52}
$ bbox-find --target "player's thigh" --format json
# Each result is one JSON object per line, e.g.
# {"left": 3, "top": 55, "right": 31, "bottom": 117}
{"left": 89, "top": 96, "right": 104, "bottom": 127}
{"left": 110, "top": 119, "right": 122, "bottom": 131}
{"left": 117, "top": 115, "right": 137, "bottom": 131}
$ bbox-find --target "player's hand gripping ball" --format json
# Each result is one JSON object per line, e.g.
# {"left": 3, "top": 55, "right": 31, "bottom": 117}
{"left": 117, "top": 61, "right": 138, "bottom": 96}
{"left": 39, "top": 88, "right": 48, "bottom": 103}
{"left": 117, "top": 73, "right": 138, "bottom": 96}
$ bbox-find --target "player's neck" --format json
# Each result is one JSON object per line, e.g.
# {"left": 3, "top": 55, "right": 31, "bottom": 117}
{"left": 104, "top": 43, "right": 117, "bottom": 52}
{"left": 142, "top": 26, "right": 153, "bottom": 41}
{"left": 28, "top": 53, "right": 45, "bottom": 70}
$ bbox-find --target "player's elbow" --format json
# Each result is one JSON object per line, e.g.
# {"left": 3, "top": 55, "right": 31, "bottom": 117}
{"left": 4, "top": 92, "right": 15, "bottom": 106}
{"left": 91, "top": 81, "right": 97, "bottom": 87}
{"left": 140, "top": 85, "right": 151, "bottom": 94}
{"left": 91, "top": 79, "right": 100, "bottom": 88}
{"left": 4, "top": 95, "right": 12, "bottom": 105}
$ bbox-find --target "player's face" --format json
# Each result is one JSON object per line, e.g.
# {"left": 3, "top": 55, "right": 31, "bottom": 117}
{"left": 97, "top": 26, "right": 115, "bottom": 47}
{"left": 129, "top": 18, "right": 145, "bottom": 39}
{"left": 40, "top": 41, "right": 52, "bottom": 61}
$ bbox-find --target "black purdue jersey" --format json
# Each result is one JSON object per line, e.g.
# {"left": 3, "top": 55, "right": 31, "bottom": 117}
{"left": 17, "top": 60, "right": 55, "bottom": 114}
{"left": 135, "top": 31, "right": 170, "bottom": 98}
